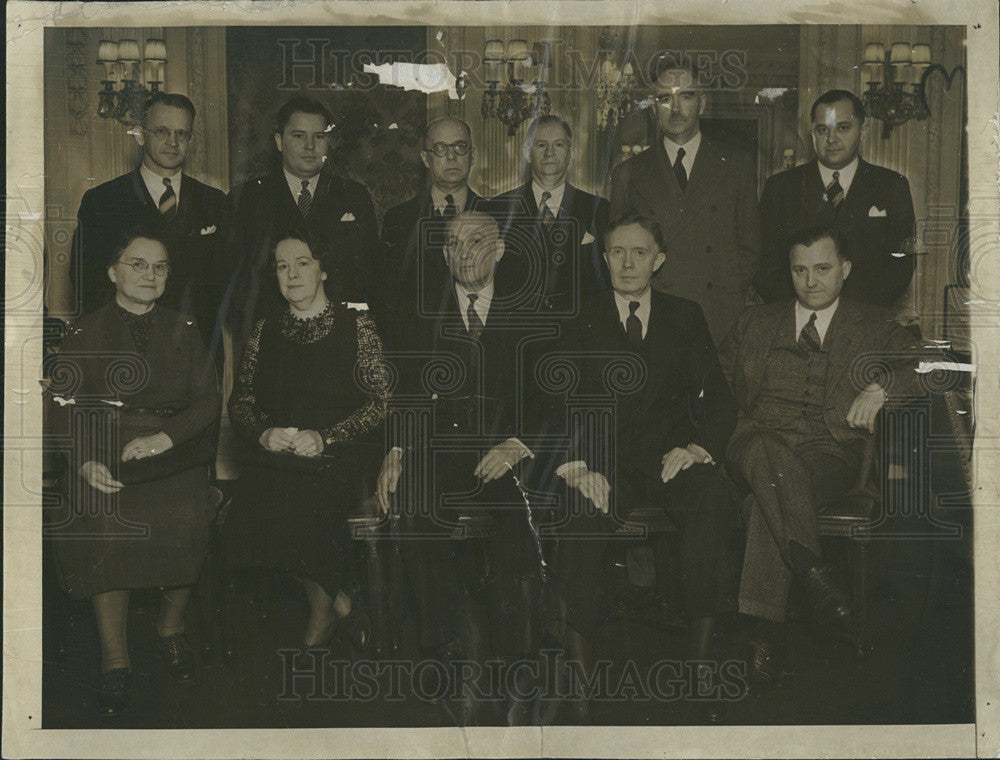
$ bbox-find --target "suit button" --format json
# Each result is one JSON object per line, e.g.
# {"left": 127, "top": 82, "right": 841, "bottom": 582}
{"left": 705, "top": 245, "right": 712, "bottom": 253}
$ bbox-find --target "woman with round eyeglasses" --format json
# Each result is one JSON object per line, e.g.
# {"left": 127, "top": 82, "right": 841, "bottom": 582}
{"left": 223, "top": 232, "right": 390, "bottom": 653}
{"left": 49, "top": 229, "right": 220, "bottom": 716}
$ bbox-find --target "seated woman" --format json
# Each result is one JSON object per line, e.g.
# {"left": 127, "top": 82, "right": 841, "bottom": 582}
{"left": 224, "top": 232, "right": 390, "bottom": 651}
{"left": 49, "top": 229, "right": 221, "bottom": 716}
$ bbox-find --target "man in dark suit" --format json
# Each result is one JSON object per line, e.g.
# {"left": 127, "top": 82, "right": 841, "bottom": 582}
{"left": 491, "top": 115, "right": 610, "bottom": 315}
{"left": 607, "top": 62, "right": 760, "bottom": 345}
{"left": 722, "top": 226, "right": 926, "bottom": 688}
{"left": 226, "top": 97, "right": 379, "bottom": 348}
{"left": 547, "top": 213, "right": 740, "bottom": 722}
{"left": 754, "top": 90, "right": 916, "bottom": 307}
{"left": 375, "top": 116, "right": 483, "bottom": 333}
{"left": 70, "top": 92, "right": 228, "bottom": 352}
{"left": 376, "top": 211, "right": 548, "bottom": 722}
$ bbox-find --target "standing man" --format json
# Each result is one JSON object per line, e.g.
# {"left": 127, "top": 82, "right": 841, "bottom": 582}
{"left": 375, "top": 116, "right": 483, "bottom": 333}
{"left": 70, "top": 93, "right": 228, "bottom": 351}
{"left": 227, "top": 97, "right": 379, "bottom": 348}
{"left": 754, "top": 90, "right": 916, "bottom": 307}
{"left": 721, "top": 226, "right": 927, "bottom": 688}
{"left": 492, "top": 115, "right": 610, "bottom": 315}
{"left": 607, "top": 62, "right": 760, "bottom": 345}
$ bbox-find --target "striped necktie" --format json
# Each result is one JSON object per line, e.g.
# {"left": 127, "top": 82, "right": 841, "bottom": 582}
{"left": 297, "top": 179, "right": 313, "bottom": 218}
{"left": 797, "top": 312, "right": 822, "bottom": 353}
{"left": 466, "top": 292, "right": 485, "bottom": 339}
{"left": 539, "top": 191, "right": 556, "bottom": 230}
{"left": 626, "top": 301, "right": 643, "bottom": 348}
{"left": 825, "top": 170, "right": 844, "bottom": 209}
{"left": 158, "top": 177, "right": 177, "bottom": 218}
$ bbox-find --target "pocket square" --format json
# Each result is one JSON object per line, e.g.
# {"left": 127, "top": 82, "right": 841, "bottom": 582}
{"left": 340, "top": 212, "right": 356, "bottom": 222}
{"left": 581, "top": 232, "right": 595, "bottom": 245}
{"left": 868, "top": 206, "right": 887, "bottom": 217}
{"left": 200, "top": 225, "right": 217, "bottom": 235}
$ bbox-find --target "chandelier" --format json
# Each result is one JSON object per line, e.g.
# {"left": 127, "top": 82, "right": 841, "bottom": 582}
{"left": 480, "top": 39, "right": 551, "bottom": 136}
{"left": 95, "top": 38, "right": 167, "bottom": 125}
{"left": 860, "top": 42, "right": 961, "bottom": 138}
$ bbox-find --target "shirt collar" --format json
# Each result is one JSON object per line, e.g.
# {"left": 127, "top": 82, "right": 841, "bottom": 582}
{"left": 795, "top": 297, "right": 840, "bottom": 345}
{"left": 284, "top": 168, "right": 320, "bottom": 200}
{"left": 532, "top": 181, "right": 566, "bottom": 216}
{"left": 140, "top": 164, "right": 181, "bottom": 202}
{"left": 430, "top": 185, "right": 468, "bottom": 214}
{"left": 817, "top": 156, "right": 859, "bottom": 195}
{"left": 662, "top": 130, "right": 702, "bottom": 165}
{"left": 613, "top": 288, "right": 652, "bottom": 336}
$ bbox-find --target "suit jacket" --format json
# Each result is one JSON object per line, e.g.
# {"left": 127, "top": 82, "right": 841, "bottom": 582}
{"left": 70, "top": 169, "right": 229, "bottom": 347}
{"left": 719, "top": 298, "right": 926, "bottom": 452}
{"left": 226, "top": 169, "right": 379, "bottom": 345}
{"left": 490, "top": 181, "right": 610, "bottom": 315}
{"left": 553, "top": 290, "right": 737, "bottom": 484}
{"left": 754, "top": 159, "right": 916, "bottom": 306}
{"left": 607, "top": 134, "right": 760, "bottom": 345}
{"left": 374, "top": 187, "right": 483, "bottom": 333}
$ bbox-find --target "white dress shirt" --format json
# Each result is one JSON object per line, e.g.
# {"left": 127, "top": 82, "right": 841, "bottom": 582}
{"left": 795, "top": 298, "right": 839, "bottom": 346}
{"left": 141, "top": 164, "right": 181, "bottom": 205}
{"left": 454, "top": 280, "right": 494, "bottom": 331}
{"left": 283, "top": 168, "right": 320, "bottom": 202}
{"left": 430, "top": 185, "right": 468, "bottom": 216}
{"left": 613, "top": 289, "right": 652, "bottom": 340}
{"left": 532, "top": 181, "right": 566, "bottom": 218}
{"left": 662, "top": 130, "right": 702, "bottom": 178}
{"left": 817, "top": 156, "right": 859, "bottom": 197}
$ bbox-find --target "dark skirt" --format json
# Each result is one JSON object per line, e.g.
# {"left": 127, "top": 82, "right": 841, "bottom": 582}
{"left": 220, "top": 460, "right": 358, "bottom": 598}
{"left": 51, "top": 465, "right": 212, "bottom": 600}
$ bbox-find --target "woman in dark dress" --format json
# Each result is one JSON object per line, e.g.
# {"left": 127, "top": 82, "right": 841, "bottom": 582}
{"left": 49, "top": 230, "right": 220, "bottom": 715}
{"left": 225, "top": 233, "right": 390, "bottom": 649}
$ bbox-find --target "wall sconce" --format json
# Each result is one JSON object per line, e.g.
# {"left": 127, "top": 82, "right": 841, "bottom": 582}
{"left": 96, "top": 37, "right": 167, "bottom": 125}
{"left": 480, "top": 38, "right": 551, "bottom": 136}
{"left": 860, "top": 41, "right": 963, "bottom": 138}
{"left": 596, "top": 56, "right": 637, "bottom": 131}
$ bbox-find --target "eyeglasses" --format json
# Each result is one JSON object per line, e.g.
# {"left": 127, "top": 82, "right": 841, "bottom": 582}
{"left": 423, "top": 141, "right": 471, "bottom": 157}
{"left": 144, "top": 127, "right": 193, "bottom": 143}
{"left": 118, "top": 259, "right": 170, "bottom": 276}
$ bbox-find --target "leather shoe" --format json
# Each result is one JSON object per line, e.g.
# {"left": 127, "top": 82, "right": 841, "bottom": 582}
{"left": 339, "top": 606, "right": 371, "bottom": 653}
{"left": 802, "top": 565, "right": 853, "bottom": 629}
{"left": 747, "top": 634, "right": 779, "bottom": 693}
{"left": 159, "top": 632, "right": 196, "bottom": 686}
{"left": 97, "top": 668, "right": 130, "bottom": 717}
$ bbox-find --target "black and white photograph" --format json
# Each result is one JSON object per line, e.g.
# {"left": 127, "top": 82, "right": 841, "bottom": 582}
{"left": 4, "top": 1, "right": 998, "bottom": 757}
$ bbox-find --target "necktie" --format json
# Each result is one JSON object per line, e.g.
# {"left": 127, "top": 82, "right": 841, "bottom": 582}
{"left": 626, "top": 301, "right": 642, "bottom": 348}
{"left": 539, "top": 190, "right": 556, "bottom": 230}
{"left": 673, "top": 147, "right": 688, "bottom": 192}
{"left": 158, "top": 177, "right": 177, "bottom": 218}
{"left": 466, "top": 292, "right": 485, "bottom": 339}
{"left": 297, "top": 179, "right": 313, "bottom": 218}
{"left": 798, "top": 311, "right": 822, "bottom": 353}
{"left": 443, "top": 193, "right": 457, "bottom": 219}
{"left": 825, "top": 170, "right": 844, "bottom": 209}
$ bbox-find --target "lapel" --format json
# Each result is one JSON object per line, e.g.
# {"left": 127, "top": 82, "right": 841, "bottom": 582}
{"left": 645, "top": 139, "right": 683, "bottom": 221}
{"left": 172, "top": 173, "right": 195, "bottom": 233}
{"left": 268, "top": 170, "right": 302, "bottom": 221}
{"left": 462, "top": 188, "right": 481, "bottom": 212}
{"left": 312, "top": 172, "right": 332, "bottom": 209}
{"left": 834, "top": 159, "right": 873, "bottom": 227}
{"left": 822, "top": 300, "right": 865, "bottom": 401}
{"left": 745, "top": 304, "right": 794, "bottom": 403}
{"left": 682, "top": 135, "right": 719, "bottom": 211}
{"left": 801, "top": 161, "right": 830, "bottom": 222}
{"left": 129, "top": 168, "right": 158, "bottom": 211}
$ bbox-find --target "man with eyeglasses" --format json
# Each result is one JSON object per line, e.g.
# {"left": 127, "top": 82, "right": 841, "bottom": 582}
{"left": 227, "top": 96, "right": 379, "bottom": 351}
{"left": 606, "top": 61, "right": 760, "bottom": 347}
{"left": 70, "top": 92, "right": 228, "bottom": 350}
{"left": 753, "top": 90, "right": 916, "bottom": 309}
{"left": 375, "top": 116, "right": 484, "bottom": 337}
{"left": 491, "top": 114, "right": 610, "bottom": 315}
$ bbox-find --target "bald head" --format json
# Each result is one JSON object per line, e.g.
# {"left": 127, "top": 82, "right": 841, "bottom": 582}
{"left": 421, "top": 117, "right": 475, "bottom": 193}
{"left": 442, "top": 211, "right": 504, "bottom": 290}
